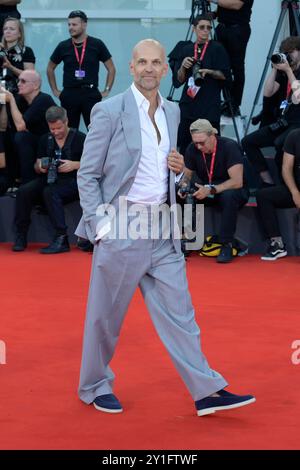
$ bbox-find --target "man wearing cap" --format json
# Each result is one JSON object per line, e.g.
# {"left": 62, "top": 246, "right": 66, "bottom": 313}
{"left": 179, "top": 118, "right": 248, "bottom": 263}
{"left": 47, "top": 10, "right": 116, "bottom": 129}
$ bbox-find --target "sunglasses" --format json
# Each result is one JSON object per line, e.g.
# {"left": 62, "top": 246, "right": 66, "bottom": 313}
{"left": 197, "top": 25, "right": 212, "bottom": 31}
{"left": 18, "top": 78, "right": 34, "bottom": 84}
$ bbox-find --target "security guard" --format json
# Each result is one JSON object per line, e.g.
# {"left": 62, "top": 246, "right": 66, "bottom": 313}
{"left": 47, "top": 10, "right": 116, "bottom": 129}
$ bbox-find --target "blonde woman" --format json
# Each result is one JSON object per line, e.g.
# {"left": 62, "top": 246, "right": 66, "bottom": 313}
{"left": 0, "top": 17, "right": 35, "bottom": 94}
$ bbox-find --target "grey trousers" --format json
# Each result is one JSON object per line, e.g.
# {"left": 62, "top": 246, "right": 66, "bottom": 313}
{"left": 78, "top": 210, "right": 227, "bottom": 404}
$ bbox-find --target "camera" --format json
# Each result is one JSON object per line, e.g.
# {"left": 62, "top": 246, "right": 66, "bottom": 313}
{"left": 271, "top": 52, "right": 292, "bottom": 65}
{"left": 41, "top": 149, "right": 63, "bottom": 184}
{"left": 192, "top": 60, "right": 204, "bottom": 86}
{"left": 269, "top": 117, "right": 289, "bottom": 133}
{"left": 179, "top": 182, "right": 196, "bottom": 206}
{"left": 0, "top": 49, "right": 8, "bottom": 67}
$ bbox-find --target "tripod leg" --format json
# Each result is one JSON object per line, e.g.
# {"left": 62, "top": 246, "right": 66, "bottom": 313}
{"left": 245, "top": 7, "right": 288, "bottom": 135}
{"left": 291, "top": 3, "right": 300, "bottom": 35}
{"left": 222, "top": 87, "right": 242, "bottom": 146}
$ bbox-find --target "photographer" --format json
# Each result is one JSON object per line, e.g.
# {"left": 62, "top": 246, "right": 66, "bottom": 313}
{"left": 12, "top": 106, "right": 85, "bottom": 254}
{"left": 207, "top": 0, "right": 253, "bottom": 116}
{"left": 1, "top": 70, "right": 55, "bottom": 184}
{"left": 242, "top": 36, "right": 300, "bottom": 187}
{"left": 172, "top": 14, "right": 231, "bottom": 155}
{"left": 0, "top": 17, "right": 35, "bottom": 95}
{"left": 179, "top": 119, "right": 248, "bottom": 263}
{"left": 256, "top": 128, "right": 300, "bottom": 261}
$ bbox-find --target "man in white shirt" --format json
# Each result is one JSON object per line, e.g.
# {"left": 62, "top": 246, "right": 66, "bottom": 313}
{"left": 76, "top": 39, "right": 255, "bottom": 417}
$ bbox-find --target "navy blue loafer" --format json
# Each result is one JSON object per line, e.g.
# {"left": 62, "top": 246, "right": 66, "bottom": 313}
{"left": 195, "top": 389, "right": 255, "bottom": 416}
{"left": 93, "top": 394, "right": 123, "bottom": 413}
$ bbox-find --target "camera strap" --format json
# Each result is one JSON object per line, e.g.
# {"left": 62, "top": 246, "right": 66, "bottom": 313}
{"left": 187, "top": 42, "right": 209, "bottom": 99}
{"left": 62, "top": 128, "right": 77, "bottom": 160}
{"left": 46, "top": 134, "right": 55, "bottom": 159}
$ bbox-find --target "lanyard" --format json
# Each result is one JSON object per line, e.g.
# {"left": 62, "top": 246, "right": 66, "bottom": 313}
{"left": 201, "top": 139, "right": 217, "bottom": 185}
{"left": 73, "top": 37, "right": 87, "bottom": 70}
{"left": 194, "top": 41, "right": 209, "bottom": 62}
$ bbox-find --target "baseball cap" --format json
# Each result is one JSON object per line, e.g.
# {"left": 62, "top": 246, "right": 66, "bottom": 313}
{"left": 190, "top": 119, "right": 218, "bottom": 134}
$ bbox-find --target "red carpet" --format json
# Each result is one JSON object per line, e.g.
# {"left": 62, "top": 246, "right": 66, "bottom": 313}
{"left": 0, "top": 243, "right": 299, "bottom": 450}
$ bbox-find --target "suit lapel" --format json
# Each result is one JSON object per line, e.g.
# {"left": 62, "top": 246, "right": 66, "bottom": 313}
{"left": 164, "top": 100, "right": 177, "bottom": 206}
{"left": 121, "top": 89, "right": 142, "bottom": 164}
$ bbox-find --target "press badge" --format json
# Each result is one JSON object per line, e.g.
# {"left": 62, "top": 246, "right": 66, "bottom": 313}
{"left": 280, "top": 100, "right": 288, "bottom": 110}
{"left": 75, "top": 70, "right": 85, "bottom": 79}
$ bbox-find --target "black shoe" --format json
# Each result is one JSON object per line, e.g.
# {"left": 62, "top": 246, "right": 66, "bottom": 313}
{"left": 217, "top": 244, "right": 233, "bottom": 263}
{"left": 261, "top": 240, "right": 287, "bottom": 261}
{"left": 77, "top": 238, "right": 94, "bottom": 252}
{"left": 12, "top": 232, "right": 27, "bottom": 252}
{"left": 251, "top": 112, "right": 262, "bottom": 126}
{"left": 40, "top": 235, "right": 70, "bottom": 254}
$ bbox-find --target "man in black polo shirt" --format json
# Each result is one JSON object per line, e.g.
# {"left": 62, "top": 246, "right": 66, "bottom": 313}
{"left": 242, "top": 36, "right": 300, "bottom": 187}
{"left": 1, "top": 69, "right": 55, "bottom": 183}
{"left": 179, "top": 118, "right": 248, "bottom": 263}
{"left": 256, "top": 128, "right": 300, "bottom": 261}
{"left": 13, "top": 106, "right": 86, "bottom": 254}
{"left": 47, "top": 10, "right": 116, "bottom": 129}
{"left": 208, "top": 0, "right": 253, "bottom": 116}
{"left": 0, "top": 1, "right": 21, "bottom": 37}
{"left": 172, "top": 14, "right": 231, "bottom": 155}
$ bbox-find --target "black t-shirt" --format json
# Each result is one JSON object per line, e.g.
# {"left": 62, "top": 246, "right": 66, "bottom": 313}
{"left": 50, "top": 36, "right": 112, "bottom": 88}
{"left": 37, "top": 129, "right": 86, "bottom": 180}
{"left": 217, "top": 0, "right": 253, "bottom": 25}
{"left": 2, "top": 45, "right": 35, "bottom": 93}
{"left": 174, "top": 40, "right": 231, "bottom": 121}
{"left": 283, "top": 128, "right": 300, "bottom": 189}
{"left": 275, "top": 68, "right": 300, "bottom": 124}
{"left": 16, "top": 92, "right": 56, "bottom": 136}
{"left": 0, "top": 6, "right": 19, "bottom": 13}
{"left": 185, "top": 136, "right": 243, "bottom": 185}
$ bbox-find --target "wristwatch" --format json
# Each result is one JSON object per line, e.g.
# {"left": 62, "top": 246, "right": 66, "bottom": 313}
{"left": 105, "top": 86, "right": 110, "bottom": 92}
{"left": 209, "top": 185, "right": 217, "bottom": 195}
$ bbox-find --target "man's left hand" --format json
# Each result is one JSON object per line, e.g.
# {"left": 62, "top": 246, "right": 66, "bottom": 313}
{"left": 0, "top": 86, "right": 13, "bottom": 103}
{"left": 168, "top": 148, "right": 184, "bottom": 174}
{"left": 58, "top": 160, "right": 75, "bottom": 173}
{"left": 194, "top": 183, "right": 211, "bottom": 200}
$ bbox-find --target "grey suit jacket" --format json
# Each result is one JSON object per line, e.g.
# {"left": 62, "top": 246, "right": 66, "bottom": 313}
{"left": 75, "top": 87, "right": 181, "bottom": 253}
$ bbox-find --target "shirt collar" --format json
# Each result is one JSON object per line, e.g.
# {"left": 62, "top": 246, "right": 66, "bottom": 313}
{"left": 131, "top": 82, "right": 164, "bottom": 111}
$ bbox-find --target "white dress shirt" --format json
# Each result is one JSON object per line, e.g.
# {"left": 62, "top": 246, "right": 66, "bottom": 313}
{"left": 126, "top": 83, "right": 170, "bottom": 204}
{"left": 96, "top": 84, "right": 170, "bottom": 241}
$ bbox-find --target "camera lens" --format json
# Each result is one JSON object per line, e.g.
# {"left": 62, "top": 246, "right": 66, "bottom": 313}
{"left": 271, "top": 53, "right": 287, "bottom": 64}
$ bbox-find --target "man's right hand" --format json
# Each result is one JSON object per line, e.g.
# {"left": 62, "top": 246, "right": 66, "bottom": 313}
{"left": 181, "top": 57, "right": 194, "bottom": 70}
{"left": 53, "top": 89, "right": 61, "bottom": 98}
{"left": 292, "top": 191, "right": 300, "bottom": 208}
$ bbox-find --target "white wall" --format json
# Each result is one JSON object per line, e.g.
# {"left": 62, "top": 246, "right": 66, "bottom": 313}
{"left": 19, "top": 0, "right": 291, "bottom": 124}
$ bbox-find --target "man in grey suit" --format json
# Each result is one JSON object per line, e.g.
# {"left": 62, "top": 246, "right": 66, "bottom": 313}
{"left": 76, "top": 39, "right": 255, "bottom": 416}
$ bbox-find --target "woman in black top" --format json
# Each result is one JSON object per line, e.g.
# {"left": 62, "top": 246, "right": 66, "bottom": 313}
{"left": 0, "top": 17, "right": 35, "bottom": 192}
{"left": 0, "top": 17, "right": 35, "bottom": 94}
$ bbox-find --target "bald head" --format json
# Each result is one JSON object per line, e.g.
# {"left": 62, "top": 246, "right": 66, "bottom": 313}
{"left": 18, "top": 70, "right": 42, "bottom": 99}
{"left": 132, "top": 39, "right": 166, "bottom": 62}
{"left": 130, "top": 39, "right": 168, "bottom": 95}
{"left": 20, "top": 70, "right": 42, "bottom": 87}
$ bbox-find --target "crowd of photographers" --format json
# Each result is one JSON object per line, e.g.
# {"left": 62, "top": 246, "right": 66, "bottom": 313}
{"left": 0, "top": 1, "right": 300, "bottom": 262}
